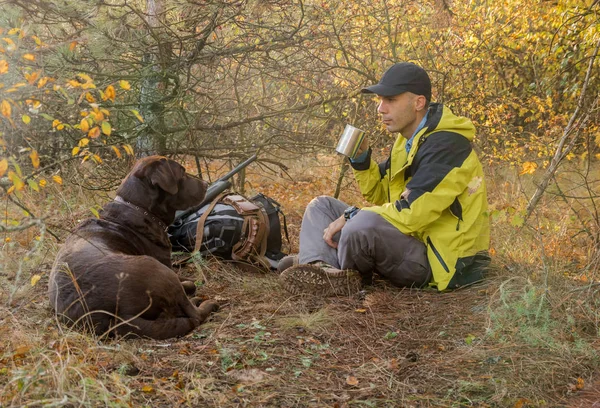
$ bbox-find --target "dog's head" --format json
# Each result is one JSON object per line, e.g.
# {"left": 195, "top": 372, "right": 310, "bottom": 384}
{"left": 117, "top": 156, "right": 208, "bottom": 221}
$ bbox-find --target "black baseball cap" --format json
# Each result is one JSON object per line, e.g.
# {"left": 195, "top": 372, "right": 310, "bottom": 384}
{"left": 361, "top": 62, "right": 431, "bottom": 101}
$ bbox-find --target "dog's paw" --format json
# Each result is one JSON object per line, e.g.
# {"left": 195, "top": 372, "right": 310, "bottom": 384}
{"left": 181, "top": 280, "right": 197, "bottom": 296}
{"left": 190, "top": 297, "right": 219, "bottom": 311}
{"left": 205, "top": 300, "right": 219, "bottom": 312}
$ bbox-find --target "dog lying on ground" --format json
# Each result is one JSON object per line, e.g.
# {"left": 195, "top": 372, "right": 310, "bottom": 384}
{"left": 48, "top": 156, "right": 218, "bottom": 339}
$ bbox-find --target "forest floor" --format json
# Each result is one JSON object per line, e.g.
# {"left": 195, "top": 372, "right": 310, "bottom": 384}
{"left": 1, "top": 154, "right": 600, "bottom": 407}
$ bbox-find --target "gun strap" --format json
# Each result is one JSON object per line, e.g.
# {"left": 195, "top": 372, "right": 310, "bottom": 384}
{"left": 193, "top": 191, "right": 230, "bottom": 253}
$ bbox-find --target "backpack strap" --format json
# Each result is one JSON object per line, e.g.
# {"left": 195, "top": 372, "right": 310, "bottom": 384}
{"left": 222, "top": 194, "right": 271, "bottom": 270}
{"left": 194, "top": 191, "right": 230, "bottom": 252}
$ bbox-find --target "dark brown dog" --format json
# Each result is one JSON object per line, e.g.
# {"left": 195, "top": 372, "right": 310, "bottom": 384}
{"left": 48, "top": 156, "right": 218, "bottom": 339}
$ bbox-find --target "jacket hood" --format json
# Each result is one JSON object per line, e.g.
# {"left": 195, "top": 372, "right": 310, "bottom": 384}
{"left": 426, "top": 103, "right": 475, "bottom": 142}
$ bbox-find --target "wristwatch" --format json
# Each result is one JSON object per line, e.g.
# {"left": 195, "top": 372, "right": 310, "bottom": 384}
{"left": 344, "top": 206, "right": 360, "bottom": 221}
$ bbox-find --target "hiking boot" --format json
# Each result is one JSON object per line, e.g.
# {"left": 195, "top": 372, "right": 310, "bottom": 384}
{"left": 279, "top": 264, "right": 362, "bottom": 296}
{"left": 277, "top": 254, "right": 299, "bottom": 273}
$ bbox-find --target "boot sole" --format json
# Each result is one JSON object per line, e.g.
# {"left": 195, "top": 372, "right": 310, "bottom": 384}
{"left": 279, "top": 264, "right": 362, "bottom": 296}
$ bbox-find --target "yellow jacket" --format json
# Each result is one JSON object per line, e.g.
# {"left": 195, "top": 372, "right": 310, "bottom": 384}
{"left": 351, "top": 103, "right": 490, "bottom": 290}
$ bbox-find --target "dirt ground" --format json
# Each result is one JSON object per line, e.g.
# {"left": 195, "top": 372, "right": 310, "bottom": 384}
{"left": 2, "top": 258, "right": 592, "bottom": 407}
{"left": 2, "top": 155, "right": 599, "bottom": 407}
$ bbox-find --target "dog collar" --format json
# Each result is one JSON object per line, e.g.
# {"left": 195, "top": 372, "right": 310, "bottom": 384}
{"left": 114, "top": 195, "right": 168, "bottom": 231}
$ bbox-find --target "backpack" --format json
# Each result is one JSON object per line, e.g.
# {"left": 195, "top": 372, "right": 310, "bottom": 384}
{"left": 168, "top": 192, "right": 288, "bottom": 269}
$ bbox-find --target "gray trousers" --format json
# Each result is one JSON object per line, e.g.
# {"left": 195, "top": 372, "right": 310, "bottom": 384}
{"left": 298, "top": 196, "right": 431, "bottom": 288}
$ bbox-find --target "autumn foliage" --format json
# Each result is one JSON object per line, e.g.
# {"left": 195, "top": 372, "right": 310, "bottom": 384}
{"left": 2, "top": 1, "right": 600, "bottom": 405}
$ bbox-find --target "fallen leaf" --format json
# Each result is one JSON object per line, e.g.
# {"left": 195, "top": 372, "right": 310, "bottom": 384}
{"left": 226, "top": 368, "right": 267, "bottom": 384}
{"left": 387, "top": 358, "right": 399, "bottom": 370}
{"left": 141, "top": 385, "right": 153, "bottom": 393}
{"left": 31, "top": 274, "right": 41, "bottom": 287}
{"left": 13, "top": 345, "right": 31, "bottom": 358}
{"left": 345, "top": 375, "right": 359, "bottom": 386}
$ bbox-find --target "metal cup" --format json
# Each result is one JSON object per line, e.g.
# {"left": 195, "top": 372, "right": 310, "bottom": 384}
{"left": 335, "top": 124, "right": 365, "bottom": 159}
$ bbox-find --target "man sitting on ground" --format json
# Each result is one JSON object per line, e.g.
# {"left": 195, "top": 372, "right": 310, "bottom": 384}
{"left": 278, "top": 62, "right": 490, "bottom": 296}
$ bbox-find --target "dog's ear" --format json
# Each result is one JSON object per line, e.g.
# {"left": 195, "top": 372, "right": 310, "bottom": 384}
{"left": 148, "top": 158, "right": 184, "bottom": 195}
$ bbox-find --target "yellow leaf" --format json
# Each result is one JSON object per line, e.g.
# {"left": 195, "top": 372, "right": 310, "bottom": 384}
{"left": 8, "top": 171, "right": 24, "bottom": 190}
{"left": 32, "top": 35, "right": 42, "bottom": 46}
{"left": 101, "top": 121, "right": 111, "bottom": 136}
{"left": 514, "top": 398, "right": 530, "bottom": 408}
{"left": 31, "top": 274, "right": 41, "bottom": 287}
{"left": 92, "top": 110, "right": 104, "bottom": 123}
{"left": 119, "top": 80, "right": 131, "bottom": 90}
{"left": 1, "top": 99, "right": 11, "bottom": 118}
{"left": 141, "top": 385, "right": 154, "bottom": 393}
{"left": 25, "top": 71, "right": 39, "bottom": 85}
{"left": 88, "top": 126, "right": 100, "bottom": 138}
{"left": 29, "top": 150, "right": 40, "bottom": 168}
{"left": 0, "top": 60, "right": 7, "bottom": 74}
{"left": 576, "top": 377, "right": 584, "bottom": 390}
{"left": 111, "top": 145, "right": 122, "bottom": 158}
{"left": 0, "top": 158, "right": 7, "bottom": 177}
{"left": 8, "top": 28, "right": 20, "bottom": 35}
{"left": 23, "top": 53, "right": 35, "bottom": 61}
{"left": 52, "top": 119, "right": 61, "bottom": 128}
{"left": 22, "top": 114, "right": 30, "bottom": 124}
{"left": 92, "top": 154, "right": 103, "bottom": 164}
{"left": 79, "top": 138, "right": 90, "bottom": 147}
{"left": 67, "top": 79, "right": 81, "bottom": 88}
{"left": 2, "top": 38, "right": 15, "bottom": 52}
{"left": 72, "top": 146, "right": 80, "bottom": 156}
{"left": 90, "top": 207, "right": 100, "bottom": 218}
{"left": 39, "top": 179, "right": 47, "bottom": 188}
{"left": 69, "top": 41, "right": 77, "bottom": 51}
{"left": 52, "top": 175, "right": 63, "bottom": 185}
{"left": 7, "top": 185, "right": 14, "bottom": 194}
{"left": 85, "top": 92, "right": 95, "bottom": 103}
{"left": 354, "top": 309, "right": 367, "bottom": 313}
{"left": 80, "top": 117, "right": 89, "bottom": 132}
{"left": 519, "top": 161, "right": 537, "bottom": 176}
{"left": 123, "top": 144, "right": 134, "bottom": 156}
{"left": 105, "top": 85, "right": 115, "bottom": 102}
{"left": 345, "top": 375, "right": 359, "bottom": 386}
{"left": 77, "top": 73, "right": 93, "bottom": 83}
{"left": 130, "top": 109, "right": 144, "bottom": 123}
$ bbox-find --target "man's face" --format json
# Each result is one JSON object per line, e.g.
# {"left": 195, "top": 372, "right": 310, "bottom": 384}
{"left": 376, "top": 92, "right": 426, "bottom": 137}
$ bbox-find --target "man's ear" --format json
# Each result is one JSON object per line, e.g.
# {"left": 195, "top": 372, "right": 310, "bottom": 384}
{"left": 415, "top": 95, "right": 427, "bottom": 112}
{"left": 149, "top": 158, "right": 182, "bottom": 195}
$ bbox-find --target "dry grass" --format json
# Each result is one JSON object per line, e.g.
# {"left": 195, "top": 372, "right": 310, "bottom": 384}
{"left": 1, "top": 154, "right": 600, "bottom": 407}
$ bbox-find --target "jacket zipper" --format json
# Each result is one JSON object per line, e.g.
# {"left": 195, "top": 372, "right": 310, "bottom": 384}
{"left": 388, "top": 157, "right": 391, "bottom": 202}
{"left": 427, "top": 237, "right": 450, "bottom": 273}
